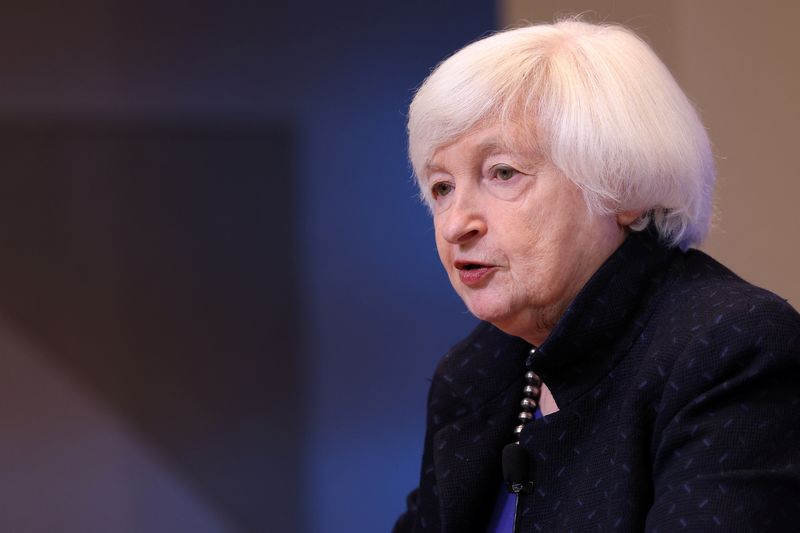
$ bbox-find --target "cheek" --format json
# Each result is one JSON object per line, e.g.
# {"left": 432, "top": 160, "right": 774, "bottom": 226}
{"left": 505, "top": 216, "right": 579, "bottom": 300}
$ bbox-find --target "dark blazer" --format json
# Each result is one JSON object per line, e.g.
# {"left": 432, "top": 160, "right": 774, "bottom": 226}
{"left": 394, "top": 229, "right": 800, "bottom": 532}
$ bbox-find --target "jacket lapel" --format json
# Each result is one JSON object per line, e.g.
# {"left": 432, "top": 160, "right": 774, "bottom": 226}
{"left": 432, "top": 378, "right": 521, "bottom": 532}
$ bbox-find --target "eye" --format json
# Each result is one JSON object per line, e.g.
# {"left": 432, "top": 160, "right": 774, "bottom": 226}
{"left": 431, "top": 181, "right": 454, "bottom": 198}
{"left": 491, "top": 164, "right": 519, "bottom": 181}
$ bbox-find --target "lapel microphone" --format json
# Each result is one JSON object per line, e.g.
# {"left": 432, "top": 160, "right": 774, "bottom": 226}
{"left": 502, "top": 442, "right": 533, "bottom": 533}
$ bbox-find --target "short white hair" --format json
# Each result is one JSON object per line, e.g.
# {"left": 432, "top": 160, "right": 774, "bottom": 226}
{"left": 408, "top": 19, "right": 715, "bottom": 249}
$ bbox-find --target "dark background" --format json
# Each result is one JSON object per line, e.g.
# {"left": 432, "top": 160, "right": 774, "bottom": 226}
{"left": 0, "top": 1, "right": 491, "bottom": 532}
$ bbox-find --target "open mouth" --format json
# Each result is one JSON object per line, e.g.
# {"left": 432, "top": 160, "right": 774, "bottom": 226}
{"left": 455, "top": 261, "right": 495, "bottom": 285}
{"left": 455, "top": 260, "right": 491, "bottom": 271}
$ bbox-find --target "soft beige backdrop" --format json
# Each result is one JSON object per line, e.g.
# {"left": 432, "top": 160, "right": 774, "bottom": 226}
{"left": 501, "top": 0, "right": 800, "bottom": 307}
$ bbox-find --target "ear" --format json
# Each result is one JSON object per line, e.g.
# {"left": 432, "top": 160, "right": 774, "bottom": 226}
{"left": 616, "top": 210, "right": 643, "bottom": 227}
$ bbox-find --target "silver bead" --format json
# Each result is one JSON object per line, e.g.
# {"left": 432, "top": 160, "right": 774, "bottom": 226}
{"left": 514, "top": 424, "right": 525, "bottom": 437}
{"left": 521, "top": 397, "right": 537, "bottom": 410}
{"left": 525, "top": 370, "right": 538, "bottom": 382}
{"left": 523, "top": 385, "right": 540, "bottom": 397}
{"left": 518, "top": 411, "right": 533, "bottom": 421}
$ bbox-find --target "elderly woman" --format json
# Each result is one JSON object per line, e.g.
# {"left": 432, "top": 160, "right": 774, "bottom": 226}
{"left": 394, "top": 20, "right": 800, "bottom": 533}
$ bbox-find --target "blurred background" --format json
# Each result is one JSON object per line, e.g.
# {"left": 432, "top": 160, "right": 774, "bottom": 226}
{"left": 0, "top": 1, "right": 796, "bottom": 532}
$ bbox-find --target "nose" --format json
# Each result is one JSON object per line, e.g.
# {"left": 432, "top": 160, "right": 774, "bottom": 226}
{"left": 437, "top": 189, "right": 487, "bottom": 245}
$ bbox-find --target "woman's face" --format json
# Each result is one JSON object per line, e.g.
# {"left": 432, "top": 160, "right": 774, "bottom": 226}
{"left": 426, "top": 125, "right": 627, "bottom": 345}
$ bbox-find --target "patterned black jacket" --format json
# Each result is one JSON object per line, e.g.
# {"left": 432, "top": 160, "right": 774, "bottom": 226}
{"left": 394, "top": 229, "right": 800, "bottom": 532}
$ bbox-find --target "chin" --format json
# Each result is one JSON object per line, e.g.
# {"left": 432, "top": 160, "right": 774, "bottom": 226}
{"left": 464, "top": 298, "right": 514, "bottom": 328}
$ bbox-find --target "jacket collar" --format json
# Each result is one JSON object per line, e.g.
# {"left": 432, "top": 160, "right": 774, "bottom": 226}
{"left": 531, "top": 227, "right": 677, "bottom": 406}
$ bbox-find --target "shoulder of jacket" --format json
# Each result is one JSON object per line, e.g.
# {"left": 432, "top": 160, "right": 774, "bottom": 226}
{"left": 656, "top": 248, "right": 800, "bottom": 343}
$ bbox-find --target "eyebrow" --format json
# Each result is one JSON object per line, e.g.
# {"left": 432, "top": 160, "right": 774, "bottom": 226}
{"left": 424, "top": 136, "right": 516, "bottom": 176}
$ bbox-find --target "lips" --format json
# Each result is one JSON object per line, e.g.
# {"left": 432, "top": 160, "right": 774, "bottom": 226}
{"left": 455, "top": 260, "right": 497, "bottom": 286}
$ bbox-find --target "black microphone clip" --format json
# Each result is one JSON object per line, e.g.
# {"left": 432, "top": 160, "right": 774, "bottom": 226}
{"left": 507, "top": 480, "right": 534, "bottom": 494}
{"left": 502, "top": 443, "right": 534, "bottom": 494}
